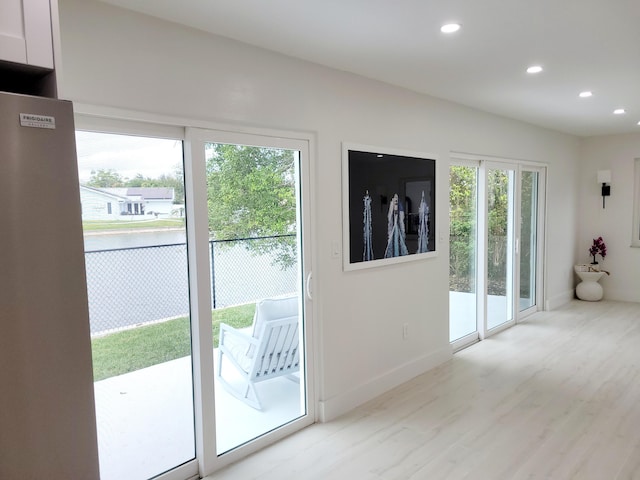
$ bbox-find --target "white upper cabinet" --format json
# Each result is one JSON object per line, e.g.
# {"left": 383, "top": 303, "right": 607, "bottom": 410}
{"left": 0, "top": 0, "right": 54, "bottom": 69}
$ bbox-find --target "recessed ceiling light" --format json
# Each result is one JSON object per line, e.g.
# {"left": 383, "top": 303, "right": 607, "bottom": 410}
{"left": 579, "top": 91, "right": 593, "bottom": 98}
{"left": 614, "top": 108, "right": 626, "bottom": 115}
{"left": 526, "top": 65, "right": 543, "bottom": 74}
{"left": 441, "top": 23, "right": 461, "bottom": 33}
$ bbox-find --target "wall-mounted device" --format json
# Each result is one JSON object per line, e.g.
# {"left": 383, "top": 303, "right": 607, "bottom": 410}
{"left": 597, "top": 170, "right": 611, "bottom": 208}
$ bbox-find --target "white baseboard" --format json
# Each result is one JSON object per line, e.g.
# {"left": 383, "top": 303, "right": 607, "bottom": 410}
{"left": 545, "top": 289, "right": 574, "bottom": 310}
{"left": 317, "top": 346, "right": 452, "bottom": 423}
{"left": 603, "top": 288, "right": 640, "bottom": 303}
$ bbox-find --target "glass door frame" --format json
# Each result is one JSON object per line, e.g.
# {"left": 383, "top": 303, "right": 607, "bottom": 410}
{"left": 482, "top": 160, "right": 517, "bottom": 337}
{"left": 517, "top": 165, "right": 546, "bottom": 319}
{"left": 74, "top": 110, "right": 317, "bottom": 479}
{"left": 185, "top": 127, "right": 316, "bottom": 476}
{"left": 449, "top": 153, "right": 547, "bottom": 348}
{"left": 449, "top": 159, "right": 481, "bottom": 351}
{"left": 75, "top": 114, "right": 201, "bottom": 480}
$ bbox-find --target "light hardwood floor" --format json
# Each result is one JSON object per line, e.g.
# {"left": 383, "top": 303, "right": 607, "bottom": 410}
{"left": 207, "top": 300, "right": 640, "bottom": 479}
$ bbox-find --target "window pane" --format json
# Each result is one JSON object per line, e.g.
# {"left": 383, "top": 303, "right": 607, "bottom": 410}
{"left": 487, "top": 168, "right": 514, "bottom": 330}
{"left": 449, "top": 165, "right": 478, "bottom": 342}
{"left": 76, "top": 131, "right": 195, "bottom": 480}
{"left": 205, "top": 142, "right": 305, "bottom": 454}
{"left": 520, "top": 171, "right": 538, "bottom": 311}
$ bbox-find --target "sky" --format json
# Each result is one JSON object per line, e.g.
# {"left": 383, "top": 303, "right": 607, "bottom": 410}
{"left": 75, "top": 131, "right": 184, "bottom": 183}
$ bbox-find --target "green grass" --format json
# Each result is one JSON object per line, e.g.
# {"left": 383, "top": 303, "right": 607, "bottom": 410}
{"left": 91, "top": 303, "right": 255, "bottom": 381}
{"left": 82, "top": 218, "right": 185, "bottom": 231}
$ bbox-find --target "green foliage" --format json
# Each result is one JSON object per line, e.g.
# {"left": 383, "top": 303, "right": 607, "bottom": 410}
{"left": 91, "top": 303, "right": 256, "bottom": 381}
{"left": 487, "top": 170, "right": 509, "bottom": 294}
{"left": 449, "top": 166, "right": 511, "bottom": 295}
{"left": 449, "top": 166, "right": 477, "bottom": 292}
{"left": 206, "top": 144, "right": 297, "bottom": 268}
{"left": 86, "top": 168, "right": 126, "bottom": 187}
{"left": 210, "top": 302, "right": 256, "bottom": 349}
{"left": 82, "top": 219, "right": 185, "bottom": 231}
{"left": 91, "top": 316, "right": 190, "bottom": 381}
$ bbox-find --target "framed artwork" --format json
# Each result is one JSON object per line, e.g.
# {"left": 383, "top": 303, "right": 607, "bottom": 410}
{"left": 342, "top": 143, "right": 437, "bottom": 271}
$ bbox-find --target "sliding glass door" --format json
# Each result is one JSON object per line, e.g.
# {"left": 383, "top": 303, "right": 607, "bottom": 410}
{"left": 76, "top": 130, "right": 197, "bottom": 480}
{"left": 186, "top": 128, "right": 314, "bottom": 474}
{"left": 449, "top": 164, "right": 478, "bottom": 343}
{"left": 449, "top": 157, "right": 545, "bottom": 347}
{"left": 207, "top": 141, "right": 306, "bottom": 454}
{"left": 486, "top": 164, "right": 516, "bottom": 331}
{"left": 519, "top": 168, "right": 543, "bottom": 314}
{"left": 75, "top": 120, "right": 314, "bottom": 479}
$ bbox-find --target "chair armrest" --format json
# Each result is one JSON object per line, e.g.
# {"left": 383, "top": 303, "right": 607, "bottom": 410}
{"left": 219, "top": 322, "right": 260, "bottom": 347}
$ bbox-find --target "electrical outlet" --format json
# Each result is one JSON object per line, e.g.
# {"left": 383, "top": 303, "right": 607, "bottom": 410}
{"left": 402, "top": 323, "right": 409, "bottom": 340}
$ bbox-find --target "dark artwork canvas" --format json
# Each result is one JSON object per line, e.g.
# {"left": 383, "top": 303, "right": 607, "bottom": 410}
{"left": 346, "top": 148, "right": 436, "bottom": 267}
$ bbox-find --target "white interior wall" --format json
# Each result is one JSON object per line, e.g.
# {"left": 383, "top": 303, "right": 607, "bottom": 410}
{"left": 578, "top": 133, "right": 640, "bottom": 302}
{"left": 59, "top": 0, "right": 580, "bottom": 420}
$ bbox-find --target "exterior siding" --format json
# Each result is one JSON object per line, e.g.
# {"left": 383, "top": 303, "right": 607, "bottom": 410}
{"left": 79, "top": 186, "right": 176, "bottom": 220}
{"left": 80, "top": 188, "right": 122, "bottom": 220}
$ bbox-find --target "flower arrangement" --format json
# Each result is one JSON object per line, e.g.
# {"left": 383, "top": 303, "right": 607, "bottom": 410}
{"left": 589, "top": 236, "right": 607, "bottom": 264}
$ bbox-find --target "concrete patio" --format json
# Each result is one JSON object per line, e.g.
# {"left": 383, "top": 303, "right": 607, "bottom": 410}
{"left": 450, "top": 291, "right": 535, "bottom": 342}
{"left": 94, "top": 352, "right": 303, "bottom": 480}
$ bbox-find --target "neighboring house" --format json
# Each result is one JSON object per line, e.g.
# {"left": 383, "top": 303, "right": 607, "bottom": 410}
{"left": 79, "top": 185, "right": 175, "bottom": 220}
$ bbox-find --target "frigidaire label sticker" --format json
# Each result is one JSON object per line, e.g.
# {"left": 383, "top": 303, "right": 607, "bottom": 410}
{"left": 19, "top": 113, "right": 56, "bottom": 129}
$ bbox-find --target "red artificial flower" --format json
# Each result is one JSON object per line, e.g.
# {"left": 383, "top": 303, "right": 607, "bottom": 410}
{"left": 589, "top": 237, "right": 607, "bottom": 260}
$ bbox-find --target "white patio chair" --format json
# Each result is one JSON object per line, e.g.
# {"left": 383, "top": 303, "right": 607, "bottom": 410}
{"left": 216, "top": 295, "right": 300, "bottom": 410}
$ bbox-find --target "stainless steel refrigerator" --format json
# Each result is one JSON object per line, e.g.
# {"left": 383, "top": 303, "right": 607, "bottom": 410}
{"left": 0, "top": 92, "right": 100, "bottom": 479}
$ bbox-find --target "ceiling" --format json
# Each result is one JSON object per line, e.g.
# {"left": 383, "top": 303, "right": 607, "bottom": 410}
{"left": 100, "top": 0, "right": 640, "bottom": 137}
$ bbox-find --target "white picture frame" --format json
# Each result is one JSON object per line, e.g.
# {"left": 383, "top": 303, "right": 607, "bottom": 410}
{"left": 342, "top": 142, "right": 438, "bottom": 271}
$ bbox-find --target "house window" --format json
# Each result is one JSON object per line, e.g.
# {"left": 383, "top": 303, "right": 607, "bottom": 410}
{"left": 107, "top": 202, "right": 112, "bottom": 214}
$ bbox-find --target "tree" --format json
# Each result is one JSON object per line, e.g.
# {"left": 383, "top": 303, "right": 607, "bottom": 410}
{"left": 86, "top": 169, "right": 125, "bottom": 187}
{"left": 449, "top": 165, "right": 477, "bottom": 292}
{"left": 206, "top": 144, "right": 297, "bottom": 268}
{"left": 487, "top": 170, "right": 509, "bottom": 295}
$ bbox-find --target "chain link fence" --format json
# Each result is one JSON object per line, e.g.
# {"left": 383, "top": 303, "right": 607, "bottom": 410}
{"left": 85, "top": 235, "right": 297, "bottom": 336}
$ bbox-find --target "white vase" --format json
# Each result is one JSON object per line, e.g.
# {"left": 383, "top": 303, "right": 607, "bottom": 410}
{"left": 575, "top": 268, "right": 605, "bottom": 301}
